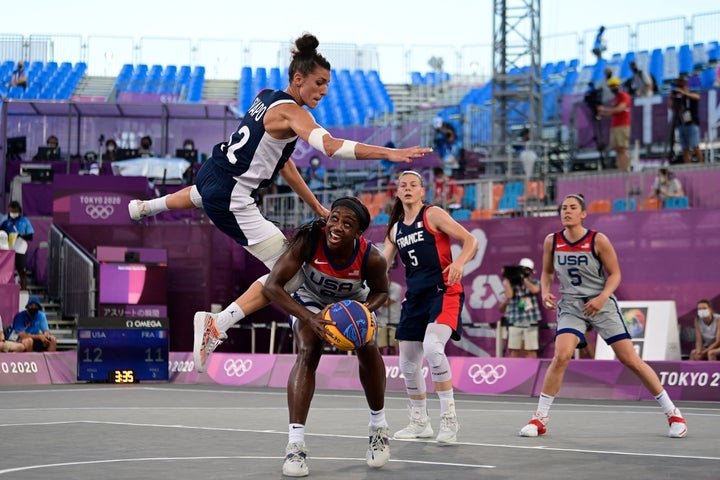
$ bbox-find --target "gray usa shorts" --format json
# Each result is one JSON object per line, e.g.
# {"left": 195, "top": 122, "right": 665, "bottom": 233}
{"left": 556, "top": 295, "right": 630, "bottom": 348}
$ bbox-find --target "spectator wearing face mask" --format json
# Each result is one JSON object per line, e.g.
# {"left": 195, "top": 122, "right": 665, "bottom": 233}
{"left": 304, "top": 156, "right": 326, "bottom": 192}
{"left": 689, "top": 299, "right": 720, "bottom": 361}
{"left": 0, "top": 201, "right": 34, "bottom": 290}
{"left": 104, "top": 138, "right": 118, "bottom": 162}
{"left": 138, "top": 135, "right": 156, "bottom": 158}
{"left": 11, "top": 297, "right": 56, "bottom": 352}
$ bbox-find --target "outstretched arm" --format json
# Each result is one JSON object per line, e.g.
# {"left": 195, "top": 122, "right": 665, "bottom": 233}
{"left": 280, "top": 159, "right": 329, "bottom": 218}
{"left": 279, "top": 104, "right": 432, "bottom": 162}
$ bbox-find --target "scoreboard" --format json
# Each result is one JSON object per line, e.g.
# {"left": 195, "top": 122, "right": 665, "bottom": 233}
{"left": 77, "top": 317, "right": 169, "bottom": 382}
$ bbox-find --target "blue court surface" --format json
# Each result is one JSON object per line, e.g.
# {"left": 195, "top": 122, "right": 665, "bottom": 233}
{"left": 0, "top": 384, "right": 717, "bottom": 479}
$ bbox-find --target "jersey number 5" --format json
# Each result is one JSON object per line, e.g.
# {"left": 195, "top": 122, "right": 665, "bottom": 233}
{"left": 407, "top": 249, "right": 419, "bottom": 266}
{"left": 568, "top": 267, "right": 582, "bottom": 286}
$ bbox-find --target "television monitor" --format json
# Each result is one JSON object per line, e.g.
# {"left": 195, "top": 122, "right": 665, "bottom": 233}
{"left": 36, "top": 146, "right": 61, "bottom": 160}
{"left": 98, "top": 263, "right": 167, "bottom": 305}
{"left": 7, "top": 136, "right": 27, "bottom": 156}
{"left": 175, "top": 148, "right": 198, "bottom": 162}
{"left": 116, "top": 148, "right": 139, "bottom": 160}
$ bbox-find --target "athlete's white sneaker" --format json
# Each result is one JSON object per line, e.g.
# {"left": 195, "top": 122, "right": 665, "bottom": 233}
{"left": 128, "top": 199, "right": 152, "bottom": 221}
{"left": 519, "top": 411, "right": 549, "bottom": 437}
{"left": 667, "top": 408, "right": 688, "bottom": 438}
{"left": 193, "top": 312, "right": 227, "bottom": 373}
{"left": 436, "top": 410, "right": 459, "bottom": 443}
{"left": 366, "top": 425, "right": 390, "bottom": 468}
{"left": 393, "top": 409, "right": 433, "bottom": 439}
{"left": 282, "top": 441, "right": 309, "bottom": 477}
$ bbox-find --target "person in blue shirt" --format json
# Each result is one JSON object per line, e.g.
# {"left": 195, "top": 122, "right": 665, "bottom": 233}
{"left": 1, "top": 201, "right": 34, "bottom": 290}
{"left": 303, "top": 156, "right": 326, "bottom": 192}
{"left": 592, "top": 26, "right": 607, "bottom": 60}
{"left": 12, "top": 297, "right": 56, "bottom": 352}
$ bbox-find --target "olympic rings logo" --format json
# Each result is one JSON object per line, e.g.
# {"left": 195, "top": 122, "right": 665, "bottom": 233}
{"left": 85, "top": 204, "right": 115, "bottom": 219}
{"left": 223, "top": 358, "right": 253, "bottom": 377}
{"left": 467, "top": 363, "right": 507, "bottom": 385}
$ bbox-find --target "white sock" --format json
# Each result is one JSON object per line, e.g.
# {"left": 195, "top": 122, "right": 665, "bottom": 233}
{"left": 288, "top": 423, "right": 305, "bottom": 444}
{"left": 437, "top": 389, "right": 455, "bottom": 414}
{"left": 654, "top": 390, "right": 676, "bottom": 415}
{"left": 537, "top": 392, "right": 555, "bottom": 417}
{"left": 409, "top": 398, "right": 427, "bottom": 418}
{"left": 146, "top": 197, "right": 169, "bottom": 215}
{"left": 216, "top": 303, "right": 244, "bottom": 332}
{"left": 369, "top": 408, "right": 387, "bottom": 428}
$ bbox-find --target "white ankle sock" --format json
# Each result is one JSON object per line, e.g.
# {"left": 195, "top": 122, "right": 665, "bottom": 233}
{"left": 288, "top": 423, "right": 305, "bottom": 444}
{"left": 437, "top": 389, "right": 455, "bottom": 414}
{"left": 369, "top": 408, "right": 387, "bottom": 428}
{"left": 654, "top": 390, "right": 676, "bottom": 415}
{"left": 216, "top": 303, "right": 244, "bottom": 332}
{"left": 409, "top": 398, "right": 427, "bottom": 418}
{"left": 537, "top": 392, "right": 555, "bottom": 416}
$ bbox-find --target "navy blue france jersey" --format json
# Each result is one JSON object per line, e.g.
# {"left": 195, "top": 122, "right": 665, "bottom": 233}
{"left": 393, "top": 205, "right": 453, "bottom": 292}
{"left": 212, "top": 89, "right": 299, "bottom": 195}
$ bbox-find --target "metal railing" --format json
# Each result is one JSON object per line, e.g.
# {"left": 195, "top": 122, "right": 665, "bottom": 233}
{"left": 0, "top": 10, "right": 717, "bottom": 83}
{"left": 48, "top": 225, "right": 96, "bottom": 319}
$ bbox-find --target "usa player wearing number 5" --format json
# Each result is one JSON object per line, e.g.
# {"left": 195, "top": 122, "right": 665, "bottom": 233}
{"left": 263, "top": 196, "right": 390, "bottom": 477}
{"left": 126, "top": 33, "right": 431, "bottom": 374}
{"left": 382, "top": 170, "right": 478, "bottom": 444}
{"left": 520, "top": 194, "right": 687, "bottom": 438}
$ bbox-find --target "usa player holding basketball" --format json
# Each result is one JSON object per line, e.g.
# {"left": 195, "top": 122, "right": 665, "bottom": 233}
{"left": 264, "top": 196, "right": 390, "bottom": 477}
{"left": 382, "top": 170, "right": 478, "bottom": 444}
{"left": 519, "top": 194, "right": 687, "bottom": 438}
{"left": 127, "top": 34, "right": 429, "bottom": 373}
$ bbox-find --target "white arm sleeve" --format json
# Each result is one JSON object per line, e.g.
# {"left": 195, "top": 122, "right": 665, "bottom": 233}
{"left": 307, "top": 127, "right": 330, "bottom": 156}
{"left": 307, "top": 127, "right": 358, "bottom": 160}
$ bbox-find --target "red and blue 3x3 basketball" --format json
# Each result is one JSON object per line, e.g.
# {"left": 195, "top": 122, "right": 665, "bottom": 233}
{"left": 323, "top": 299, "right": 376, "bottom": 351}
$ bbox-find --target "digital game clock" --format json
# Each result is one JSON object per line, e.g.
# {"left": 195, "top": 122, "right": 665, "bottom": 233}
{"left": 77, "top": 317, "right": 169, "bottom": 382}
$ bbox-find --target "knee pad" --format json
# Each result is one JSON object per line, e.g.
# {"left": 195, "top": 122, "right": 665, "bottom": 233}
{"left": 423, "top": 323, "right": 452, "bottom": 383}
{"left": 399, "top": 342, "right": 426, "bottom": 395}
{"left": 189, "top": 185, "right": 203, "bottom": 208}
{"left": 244, "top": 233, "right": 288, "bottom": 270}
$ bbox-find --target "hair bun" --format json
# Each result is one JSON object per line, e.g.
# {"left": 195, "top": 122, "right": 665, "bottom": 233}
{"left": 294, "top": 33, "right": 319, "bottom": 57}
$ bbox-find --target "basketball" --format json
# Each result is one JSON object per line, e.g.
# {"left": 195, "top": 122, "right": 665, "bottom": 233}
{"left": 323, "top": 300, "right": 376, "bottom": 351}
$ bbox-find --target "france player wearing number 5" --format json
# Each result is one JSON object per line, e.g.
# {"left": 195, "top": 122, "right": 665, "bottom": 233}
{"left": 382, "top": 170, "right": 478, "bottom": 444}
{"left": 263, "top": 197, "right": 390, "bottom": 477}
{"left": 127, "top": 33, "right": 430, "bottom": 374}
{"left": 519, "top": 194, "right": 687, "bottom": 438}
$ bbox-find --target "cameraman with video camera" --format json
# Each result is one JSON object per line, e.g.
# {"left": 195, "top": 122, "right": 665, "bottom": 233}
{"left": 669, "top": 77, "right": 703, "bottom": 164}
{"left": 499, "top": 258, "right": 542, "bottom": 358}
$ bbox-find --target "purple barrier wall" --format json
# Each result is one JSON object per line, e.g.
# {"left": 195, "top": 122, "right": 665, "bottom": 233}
{"left": 557, "top": 167, "right": 720, "bottom": 209}
{"left": 0, "top": 283, "right": 20, "bottom": 333}
{"left": 3, "top": 352, "right": 718, "bottom": 402}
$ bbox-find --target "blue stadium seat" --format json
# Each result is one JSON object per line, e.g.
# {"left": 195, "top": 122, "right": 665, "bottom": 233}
{"left": 649, "top": 49, "right": 664, "bottom": 86}
{"left": 497, "top": 195, "right": 519, "bottom": 212}
{"left": 700, "top": 67, "right": 716, "bottom": 89}
{"left": 708, "top": 41, "right": 720, "bottom": 63}
{"left": 678, "top": 44, "right": 693, "bottom": 76}
{"left": 663, "top": 47, "right": 679, "bottom": 83}
{"left": 692, "top": 43, "right": 708, "bottom": 70}
{"left": 372, "top": 212, "right": 389, "bottom": 225}
{"left": 612, "top": 198, "right": 636, "bottom": 212}
{"left": 451, "top": 209, "right": 472, "bottom": 221}
{"left": 663, "top": 196, "right": 688, "bottom": 209}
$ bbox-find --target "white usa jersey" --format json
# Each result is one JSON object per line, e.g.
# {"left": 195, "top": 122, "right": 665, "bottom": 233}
{"left": 553, "top": 229, "right": 611, "bottom": 299}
